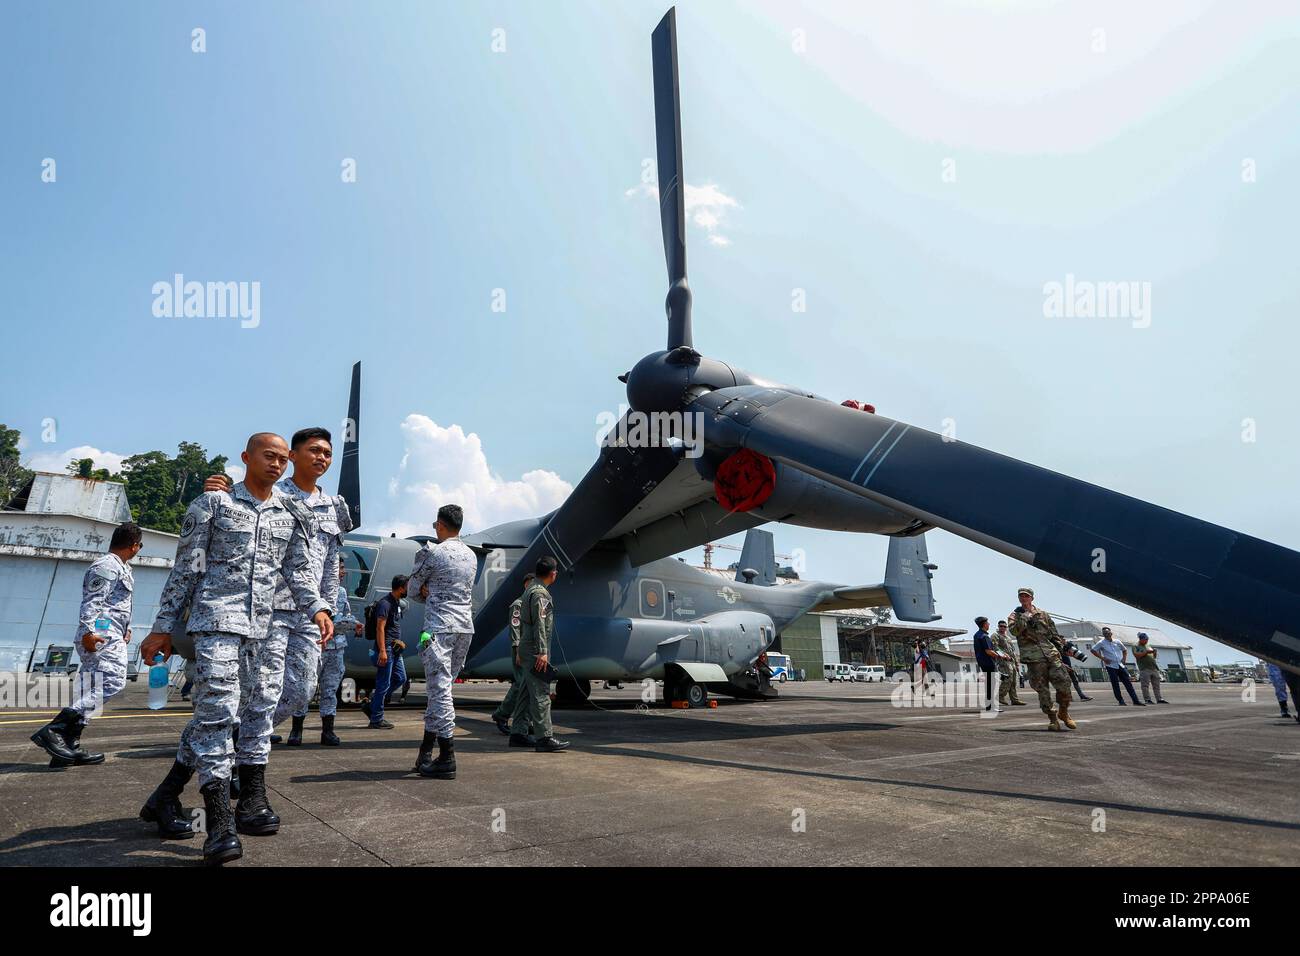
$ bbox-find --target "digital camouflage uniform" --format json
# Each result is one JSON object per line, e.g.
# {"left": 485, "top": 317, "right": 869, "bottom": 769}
{"left": 1008, "top": 601, "right": 1074, "bottom": 729}
{"left": 492, "top": 592, "right": 527, "bottom": 725}
{"left": 270, "top": 478, "right": 351, "bottom": 727}
{"left": 409, "top": 539, "right": 477, "bottom": 738}
{"left": 70, "top": 554, "right": 134, "bottom": 718}
{"left": 513, "top": 580, "right": 555, "bottom": 739}
{"left": 991, "top": 627, "right": 1022, "bottom": 705}
{"left": 319, "top": 582, "right": 356, "bottom": 718}
{"left": 152, "top": 483, "right": 329, "bottom": 787}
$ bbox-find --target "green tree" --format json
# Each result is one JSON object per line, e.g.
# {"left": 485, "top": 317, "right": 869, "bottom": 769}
{"left": 0, "top": 424, "right": 34, "bottom": 506}
{"left": 121, "top": 443, "right": 229, "bottom": 533}
{"left": 68, "top": 457, "right": 112, "bottom": 481}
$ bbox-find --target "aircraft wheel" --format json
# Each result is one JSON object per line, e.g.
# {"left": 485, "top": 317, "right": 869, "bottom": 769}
{"left": 685, "top": 681, "right": 708, "bottom": 708}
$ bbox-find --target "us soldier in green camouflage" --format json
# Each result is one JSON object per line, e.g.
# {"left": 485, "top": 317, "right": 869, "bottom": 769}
{"left": 493, "top": 573, "right": 534, "bottom": 738}
{"left": 513, "top": 557, "right": 569, "bottom": 752}
{"left": 1007, "top": 587, "right": 1076, "bottom": 731}
{"left": 992, "top": 619, "right": 1025, "bottom": 706}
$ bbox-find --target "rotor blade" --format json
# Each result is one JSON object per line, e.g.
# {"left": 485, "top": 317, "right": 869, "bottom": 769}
{"left": 691, "top": 386, "right": 1300, "bottom": 672}
{"left": 338, "top": 361, "right": 362, "bottom": 527}
{"left": 651, "top": 6, "right": 693, "bottom": 350}
{"left": 466, "top": 416, "right": 682, "bottom": 661}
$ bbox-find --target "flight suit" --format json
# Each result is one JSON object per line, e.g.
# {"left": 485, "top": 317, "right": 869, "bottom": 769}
{"left": 271, "top": 480, "right": 350, "bottom": 727}
{"left": 1008, "top": 604, "right": 1074, "bottom": 729}
{"left": 153, "top": 484, "right": 328, "bottom": 787}
{"left": 319, "top": 582, "right": 355, "bottom": 718}
{"left": 514, "top": 581, "right": 555, "bottom": 740}
{"left": 409, "top": 538, "right": 477, "bottom": 738}
{"left": 70, "top": 554, "right": 134, "bottom": 718}
{"left": 492, "top": 593, "right": 526, "bottom": 726}
{"left": 991, "top": 628, "right": 1022, "bottom": 705}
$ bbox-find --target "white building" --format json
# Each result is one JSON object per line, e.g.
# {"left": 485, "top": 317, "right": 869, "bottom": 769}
{"left": 0, "top": 473, "right": 176, "bottom": 672}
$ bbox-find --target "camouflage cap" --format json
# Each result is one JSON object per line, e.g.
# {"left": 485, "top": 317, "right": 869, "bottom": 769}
{"left": 1017, "top": 586, "right": 1034, "bottom": 597}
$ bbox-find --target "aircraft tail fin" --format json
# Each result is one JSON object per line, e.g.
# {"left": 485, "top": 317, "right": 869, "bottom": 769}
{"left": 735, "top": 528, "right": 777, "bottom": 586}
{"left": 884, "top": 533, "right": 940, "bottom": 622}
{"left": 339, "top": 361, "right": 362, "bottom": 528}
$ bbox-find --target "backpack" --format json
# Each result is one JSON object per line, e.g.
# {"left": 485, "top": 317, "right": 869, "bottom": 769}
{"left": 364, "top": 601, "right": 380, "bottom": 642}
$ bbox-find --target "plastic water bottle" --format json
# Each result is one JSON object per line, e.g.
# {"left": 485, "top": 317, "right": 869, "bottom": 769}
{"left": 93, "top": 616, "right": 111, "bottom": 651}
{"left": 147, "top": 654, "right": 169, "bottom": 710}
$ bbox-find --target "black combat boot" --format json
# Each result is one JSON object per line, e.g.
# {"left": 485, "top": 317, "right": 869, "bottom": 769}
{"left": 286, "top": 715, "right": 305, "bottom": 746}
{"left": 412, "top": 730, "right": 437, "bottom": 773}
{"left": 508, "top": 733, "right": 536, "bottom": 748}
{"left": 234, "top": 764, "right": 280, "bottom": 835}
{"left": 1280, "top": 701, "right": 1291, "bottom": 718}
{"left": 493, "top": 715, "right": 511, "bottom": 735}
{"left": 139, "top": 760, "right": 196, "bottom": 839}
{"left": 64, "top": 715, "right": 105, "bottom": 765}
{"left": 200, "top": 780, "right": 242, "bottom": 866}
{"left": 30, "top": 708, "right": 80, "bottom": 762}
{"left": 534, "top": 736, "right": 571, "bottom": 752}
{"left": 418, "top": 736, "right": 456, "bottom": 779}
{"left": 269, "top": 735, "right": 283, "bottom": 744}
{"left": 320, "top": 714, "right": 340, "bottom": 746}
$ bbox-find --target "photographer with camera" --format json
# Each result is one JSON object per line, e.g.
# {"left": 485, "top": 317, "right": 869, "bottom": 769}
{"left": 1057, "top": 639, "right": 1094, "bottom": 701}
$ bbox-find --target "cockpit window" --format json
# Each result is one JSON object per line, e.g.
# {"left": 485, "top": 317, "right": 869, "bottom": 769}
{"left": 342, "top": 546, "right": 379, "bottom": 598}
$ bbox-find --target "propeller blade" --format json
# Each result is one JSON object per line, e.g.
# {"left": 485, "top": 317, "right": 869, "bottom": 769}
{"left": 338, "top": 361, "right": 362, "bottom": 527}
{"left": 651, "top": 6, "right": 692, "bottom": 350}
{"left": 466, "top": 414, "right": 682, "bottom": 661}
{"left": 691, "top": 386, "right": 1300, "bottom": 672}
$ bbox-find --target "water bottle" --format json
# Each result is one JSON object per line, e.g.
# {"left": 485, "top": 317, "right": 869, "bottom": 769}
{"left": 147, "top": 653, "right": 169, "bottom": 710}
{"left": 93, "top": 616, "right": 111, "bottom": 651}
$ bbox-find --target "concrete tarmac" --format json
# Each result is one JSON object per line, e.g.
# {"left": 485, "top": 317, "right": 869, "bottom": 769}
{"left": 0, "top": 679, "right": 1296, "bottom": 866}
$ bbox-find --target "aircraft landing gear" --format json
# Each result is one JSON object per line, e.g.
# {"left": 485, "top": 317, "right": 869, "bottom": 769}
{"left": 664, "top": 667, "right": 709, "bottom": 708}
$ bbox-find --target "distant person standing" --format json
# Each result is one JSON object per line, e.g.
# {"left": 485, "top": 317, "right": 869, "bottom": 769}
{"left": 972, "top": 617, "right": 1001, "bottom": 711}
{"left": 365, "top": 575, "right": 408, "bottom": 729}
{"left": 1091, "top": 627, "right": 1144, "bottom": 706}
{"left": 408, "top": 504, "right": 478, "bottom": 779}
{"left": 1268, "top": 665, "right": 1289, "bottom": 717}
{"left": 511, "top": 556, "right": 570, "bottom": 753}
{"left": 1133, "top": 633, "right": 1169, "bottom": 704}
{"left": 492, "top": 573, "right": 535, "bottom": 736}
{"left": 914, "top": 641, "right": 930, "bottom": 681}
{"left": 318, "top": 557, "right": 362, "bottom": 745}
{"left": 1058, "top": 639, "right": 1094, "bottom": 701}
{"left": 31, "top": 522, "right": 144, "bottom": 766}
{"left": 992, "top": 619, "right": 1025, "bottom": 706}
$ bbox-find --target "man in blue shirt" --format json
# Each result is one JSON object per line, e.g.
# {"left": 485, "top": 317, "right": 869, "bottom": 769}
{"left": 972, "top": 616, "right": 1003, "bottom": 711}
{"left": 1090, "top": 627, "right": 1144, "bottom": 706}
{"left": 365, "top": 575, "right": 408, "bottom": 729}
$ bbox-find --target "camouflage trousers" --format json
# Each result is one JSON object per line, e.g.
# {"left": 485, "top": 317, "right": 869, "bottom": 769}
{"left": 271, "top": 613, "right": 322, "bottom": 725}
{"left": 512, "top": 663, "right": 552, "bottom": 739}
{"left": 71, "top": 636, "right": 129, "bottom": 718}
{"left": 997, "top": 667, "right": 1022, "bottom": 703}
{"left": 419, "top": 631, "right": 473, "bottom": 737}
{"left": 1025, "top": 658, "right": 1073, "bottom": 715}
{"left": 491, "top": 656, "right": 524, "bottom": 723}
{"left": 177, "top": 630, "right": 287, "bottom": 788}
{"left": 317, "top": 640, "right": 348, "bottom": 718}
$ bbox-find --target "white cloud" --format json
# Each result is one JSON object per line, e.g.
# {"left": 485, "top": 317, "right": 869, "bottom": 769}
{"left": 224, "top": 462, "right": 246, "bottom": 484}
{"left": 381, "top": 415, "right": 572, "bottom": 538}
{"left": 25, "top": 445, "right": 127, "bottom": 476}
{"left": 626, "top": 180, "right": 742, "bottom": 247}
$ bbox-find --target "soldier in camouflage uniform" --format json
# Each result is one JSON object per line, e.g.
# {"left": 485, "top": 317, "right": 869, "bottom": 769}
{"left": 512, "top": 556, "right": 570, "bottom": 753}
{"left": 138, "top": 433, "right": 333, "bottom": 866}
{"left": 31, "top": 522, "right": 144, "bottom": 767}
{"left": 1007, "top": 587, "right": 1076, "bottom": 731}
{"left": 409, "top": 505, "right": 477, "bottom": 779}
{"left": 319, "top": 556, "right": 361, "bottom": 744}
{"left": 991, "top": 619, "right": 1025, "bottom": 706}
{"left": 492, "top": 573, "right": 534, "bottom": 737}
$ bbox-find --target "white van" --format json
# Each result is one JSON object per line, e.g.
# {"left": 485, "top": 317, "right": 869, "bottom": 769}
{"left": 824, "top": 663, "right": 854, "bottom": 682}
{"left": 853, "top": 664, "right": 886, "bottom": 682}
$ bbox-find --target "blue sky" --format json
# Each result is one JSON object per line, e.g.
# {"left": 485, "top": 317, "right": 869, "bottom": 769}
{"left": 3, "top": 1, "right": 1298, "bottom": 665}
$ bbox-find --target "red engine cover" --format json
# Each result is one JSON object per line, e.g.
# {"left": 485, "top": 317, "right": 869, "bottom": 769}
{"left": 714, "top": 448, "right": 776, "bottom": 513}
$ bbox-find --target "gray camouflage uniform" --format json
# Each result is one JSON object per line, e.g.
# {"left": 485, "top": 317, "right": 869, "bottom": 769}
{"left": 319, "top": 582, "right": 356, "bottom": 718}
{"left": 152, "top": 483, "right": 328, "bottom": 788}
{"left": 408, "top": 539, "right": 477, "bottom": 737}
{"left": 71, "top": 553, "right": 133, "bottom": 718}
{"left": 269, "top": 478, "right": 350, "bottom": 726}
